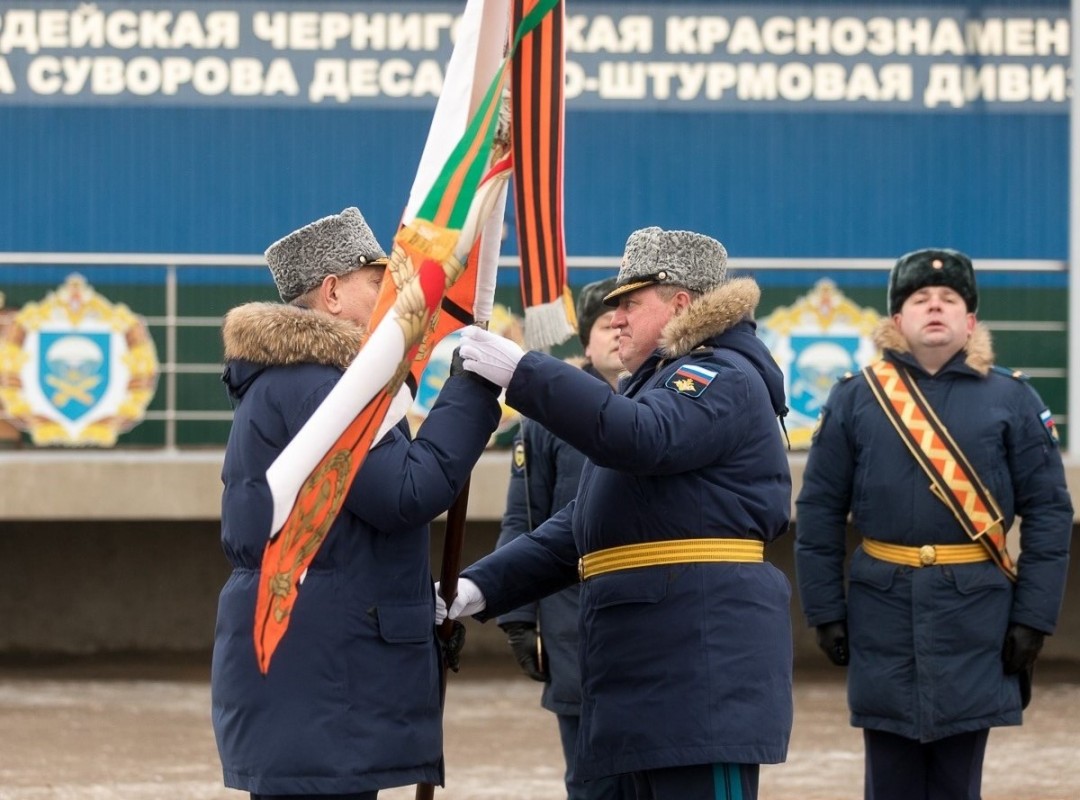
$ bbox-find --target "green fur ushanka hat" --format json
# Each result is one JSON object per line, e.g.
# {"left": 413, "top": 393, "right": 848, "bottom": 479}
{"left": 888, "top": 248, "right": 978, "bottom": 314}
{"left": 575, "top": 277, "right": 618, "bottom": 346}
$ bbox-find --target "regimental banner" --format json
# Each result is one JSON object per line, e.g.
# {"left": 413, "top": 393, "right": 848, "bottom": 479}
{"left": 759, "top": 279, "right": 879, "bottom": 448}
{"left": 0, "top": 274, "right": 159, "bottom": 446}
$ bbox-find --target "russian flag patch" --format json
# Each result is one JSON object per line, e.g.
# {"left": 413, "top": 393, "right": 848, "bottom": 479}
{"left": 665, "top": 364, "right": 717, "bottom": 398}
{"left": 1040, "top": 409, "right": 1060, "bottom": 446}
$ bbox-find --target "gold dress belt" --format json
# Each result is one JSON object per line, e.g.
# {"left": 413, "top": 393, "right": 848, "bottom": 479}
{"left": 578, "top": 538, "right": 764, "bottom": 581}
{"left": 863, "top": 537, "right": 991, "bottom": 568}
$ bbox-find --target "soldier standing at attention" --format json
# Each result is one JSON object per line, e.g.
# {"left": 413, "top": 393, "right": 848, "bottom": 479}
{"left": 795, "top": 248, "right": 1072, "bottom": 800}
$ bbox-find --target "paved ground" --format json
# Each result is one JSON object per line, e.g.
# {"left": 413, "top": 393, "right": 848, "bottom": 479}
{"left": 0, "top": 655, "right": 1076, "bottom": 800}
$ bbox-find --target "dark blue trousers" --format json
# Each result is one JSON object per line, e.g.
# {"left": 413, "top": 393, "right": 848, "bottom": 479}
{"left": 558, "top": 713, "right": 636, "bottom": 800}
{"left": 630, "top": 762, "right": 759, "bottom": 800}
{"left": 864, "top": 728, "right": 990, "bottom": 800}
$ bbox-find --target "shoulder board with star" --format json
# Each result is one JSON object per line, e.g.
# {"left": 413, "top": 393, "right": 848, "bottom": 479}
{"left": 991, "top": 365, "right": 1029, "bottom": 382}
{"left": 992, "top": 366, "right": 1062, "bottom": 446}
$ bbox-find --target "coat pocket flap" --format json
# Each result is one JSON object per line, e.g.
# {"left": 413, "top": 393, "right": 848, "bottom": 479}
{"left": 850, "top": 549, "right": 897, "bottom": 591}
{"left": 376, "top": 602, "right": 433, "bottom": 644}
{"left": 950, "top": 563, "right": 1011, "bottom": 595}
{"left": 590, "top": 569, "right": 670, "bottom": 610}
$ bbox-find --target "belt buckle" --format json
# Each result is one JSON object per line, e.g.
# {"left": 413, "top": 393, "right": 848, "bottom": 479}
{"left": 918, "top": 544, "right": 937, "bottom": 566}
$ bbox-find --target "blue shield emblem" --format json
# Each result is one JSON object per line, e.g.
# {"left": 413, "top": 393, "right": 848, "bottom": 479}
{"left": 39, "top": 332, "right": 110, "bottom": 422}
{"left": 788, "top": 335, "right": 859, "bottom": 421}
{"left": 0, "top": 273, "right": 159, "bottom": 446}
{"left": 737, "top": 279, "right": 881, "bottom": 448}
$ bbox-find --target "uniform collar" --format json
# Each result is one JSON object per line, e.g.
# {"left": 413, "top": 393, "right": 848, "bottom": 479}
{"left": 222, "top": 302, "right": 365, "bottom": 370}
{"left": 659, "top": 277, "right": 761, "bottom": 359}
{"left": 872, "top": 317, "right": 994, "bottom": 377}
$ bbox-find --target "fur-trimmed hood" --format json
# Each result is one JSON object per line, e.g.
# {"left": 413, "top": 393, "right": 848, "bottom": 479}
{"left": 659, "top": 276, "right": 761, "bottom": 358}
{"left": 872, "top": 317, "right": 994, "bottom": 376}
{"left": 656, "top": 277, "right": 787, "bottom": 418}
{"left": 222, "top": 302, "right": 365, "bottom": 370}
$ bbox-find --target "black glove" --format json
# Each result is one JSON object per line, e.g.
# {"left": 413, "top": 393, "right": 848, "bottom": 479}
{"left": 450, "top": 346, "right": 502, "bottom": 396}
{"left": 1002, "top": 623, "right": 1044, "bottom": 675}
{"left": 439, "top": 620, "right": 467, "bottom": 673}
{"left": 501, "top": 622, "right": 548, "bottom": 682}
{"left": 816, "top": 621, "right": 850, "bottom": 667}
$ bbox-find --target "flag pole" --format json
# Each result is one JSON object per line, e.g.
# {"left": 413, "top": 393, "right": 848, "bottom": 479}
{"left": 416, "top": 477, "right": 472, "bottom": 800}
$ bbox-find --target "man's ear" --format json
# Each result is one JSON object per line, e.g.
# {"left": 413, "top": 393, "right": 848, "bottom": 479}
{"left": 318, "top": 274, "right": 342, "bottom": 315}
{"left": 673, "top": 289, "right": 693, "bottom": 314}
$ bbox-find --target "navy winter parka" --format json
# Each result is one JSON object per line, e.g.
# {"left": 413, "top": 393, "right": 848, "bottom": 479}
{"left": 795, "top": 321, "right": 1072, "bottom": 743}
{"left": 463, "top": 278, "right": 794, "bottom": 780}
{"left": 494, "top": 362, "right": 613, "bottom": 716}
{"left": 210, "top": 303, "right": 501, "bottom": 795}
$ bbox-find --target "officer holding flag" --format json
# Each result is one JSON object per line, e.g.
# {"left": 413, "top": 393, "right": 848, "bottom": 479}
{"left": 443, "top": 226, "right": 794, "bottom": 800}
{"left": 211, "top": 207, "right": 502, "bottom": 799}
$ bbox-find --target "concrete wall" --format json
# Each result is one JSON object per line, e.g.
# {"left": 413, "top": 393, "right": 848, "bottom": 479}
{"left": 0, "top": 451, "right": 1077, "bottom": 664}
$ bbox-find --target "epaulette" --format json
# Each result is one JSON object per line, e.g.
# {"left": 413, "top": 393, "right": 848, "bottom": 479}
{"left": 991, "top": 365, "right": 1028, "bottom": 382}
{"left": 838, "top": 370, "right": 857, "bottom": 383}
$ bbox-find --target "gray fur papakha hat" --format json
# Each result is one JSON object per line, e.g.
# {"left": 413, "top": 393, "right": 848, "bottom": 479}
{"left": 888, "top": 248, "right": 977, "bottom": 315}
{"left": 603, "top": 226, "right": 728, "bottom": 306}
{"left": 265, "top": 207, "right": 387, "bottom": 303}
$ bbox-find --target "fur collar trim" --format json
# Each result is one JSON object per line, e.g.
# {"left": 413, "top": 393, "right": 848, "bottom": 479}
{"left": 222, "top": 302, "right": 365, "bottom": 370}
{"left": 660, "top": 277, "right": 761, "bottom": 359}
{"left": 872, "top": 318, "right": 994, "bottom": 376}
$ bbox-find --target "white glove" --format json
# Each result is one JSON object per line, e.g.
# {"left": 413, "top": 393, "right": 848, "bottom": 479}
{"left": 435, "top": 577, "right": 487, "bottom": 620}
{"left": 434, "top": 591, "right": 448, "bottom": 625}
{"left": 458, "top": 326, "right": 524, "bottom": 389}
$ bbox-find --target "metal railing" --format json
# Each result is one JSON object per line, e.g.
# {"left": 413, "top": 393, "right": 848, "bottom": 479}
{"left": 0, "top": 252, "right": 1069, "bottom": 450}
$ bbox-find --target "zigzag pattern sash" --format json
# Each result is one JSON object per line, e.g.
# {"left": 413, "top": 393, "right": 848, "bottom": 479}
{"left": 863, "top": 360, "right": 1017, "bottom": 581}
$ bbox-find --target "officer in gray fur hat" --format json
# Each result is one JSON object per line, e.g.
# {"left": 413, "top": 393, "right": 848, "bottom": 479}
{"left": 602, "top": 226, "right": 729, "bottom": 307}
{"left": 212, "top": 206, "right": 504, "bottom": 797}
{"left": 796, "top": 247, "right": 1071, "bottom": 800}
{"left": 445, "top": 226, "right": 793, "bottom": 799}
{"left": 264, "top": 206, "right": 389, "bottom": 322}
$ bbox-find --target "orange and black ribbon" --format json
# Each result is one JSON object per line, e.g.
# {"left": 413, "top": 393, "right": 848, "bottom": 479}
{"left": 511, "top": 0, "right": 568, "bottom": 322}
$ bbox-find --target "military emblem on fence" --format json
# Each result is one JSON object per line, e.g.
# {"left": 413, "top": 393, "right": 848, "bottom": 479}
{"left": 759, "top": 279, "right": 880, "bottom": 448}
{"left": 0, "top": 274, "right": 159, "bottom": 446}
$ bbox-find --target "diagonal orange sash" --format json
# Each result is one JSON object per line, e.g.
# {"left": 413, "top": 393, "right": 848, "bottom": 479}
{"left": 863, "top": 360, "right": 1017, "bottom": 581}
